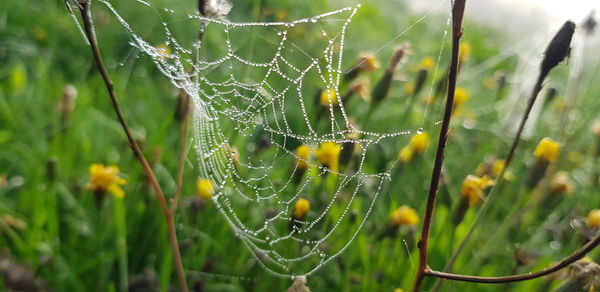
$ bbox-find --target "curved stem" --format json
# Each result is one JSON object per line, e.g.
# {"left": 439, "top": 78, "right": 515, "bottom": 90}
{"left": 426, "top": 232, "right": 600, "bottom": 283}
{"left": 77, "top": 2, "right": 189, "bottom": 291}
{"left": 412, "top": 1, "right": 466, "bottom": 291}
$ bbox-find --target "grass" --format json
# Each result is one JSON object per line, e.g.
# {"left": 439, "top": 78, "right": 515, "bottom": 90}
{"left": 1, "top": 0, "right": 599, "bottom": 291}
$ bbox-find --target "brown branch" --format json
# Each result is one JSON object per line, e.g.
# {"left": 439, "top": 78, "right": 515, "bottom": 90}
{"left": 412, "top": 1, "right": 466, "bottom": 291}
{"left": 76, "top": 1, "right": 189, "bottom": 291}
{"left": 426, "top": 232, "right": 600, "bottom": 283}
{"left": 432, "top": 21, "right": 576, "bottom": 291}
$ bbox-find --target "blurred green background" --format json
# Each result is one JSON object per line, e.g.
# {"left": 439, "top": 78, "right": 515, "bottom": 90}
{"left": 1, "top": 0, "right": 599, "bottom": 291}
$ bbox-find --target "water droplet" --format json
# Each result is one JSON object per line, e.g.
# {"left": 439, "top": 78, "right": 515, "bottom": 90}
{"left": 416, "top": 127, "right": 424, "bottom": 134}
{"left": 310, "top": 18, "right": 317, "bottom": 23}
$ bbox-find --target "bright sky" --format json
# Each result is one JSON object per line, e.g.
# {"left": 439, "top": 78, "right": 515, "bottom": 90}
{"left": 409, "top": 0, "right": 598, "bottom": 35}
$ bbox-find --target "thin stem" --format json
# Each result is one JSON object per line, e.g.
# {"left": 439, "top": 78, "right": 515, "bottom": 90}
{"left": 412, "top": 1, "right": 466, "bottom": 291}
{"left": 171, "top": 107, "right": 190, "bottom": 214}
{"left": 432, "top": 20, "right": 576, "bottom": 291}
{"left": 426, "top": 232, "right": 600, "bottom": 283}
{"left": 433, "top": 65, "right": 546, "bottom": 288}
{"left": 77, "top": 2, "right": 189, "bottom": 291}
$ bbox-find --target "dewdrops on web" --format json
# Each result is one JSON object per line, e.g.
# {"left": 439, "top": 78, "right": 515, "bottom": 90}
{"left": 319, "top": 89, "right": 338, "bottom": 106}
{"left": 155, "top": 44, "right": 171, "bottom": 61}
{"left": 315, "top": 142, "right": 341, "bottom": 173}
{"left": 587, "top": 209, "right": 600, "bottom": 228}
{"left": 390, "top": 205, "right": 419, "bottom": 227}
{"left": 196, "top": 179, "right": 216, "bottom": 201}
{"left": 87, "top": 163, "right": 127, "bottom": 200}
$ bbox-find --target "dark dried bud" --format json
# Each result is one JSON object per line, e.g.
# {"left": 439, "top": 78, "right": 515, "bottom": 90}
{"left": 541, "top": 21, "right": 575, "bottom": 76}
{"left": 46, "top": 157, "right": 58, "bottom": 182}
{"left": 371, "top": 44, "right": 408, "bottom": 103}
{"left": 583, "top": 10, "right": 597, "bottom": 36}
{"left": 543, "top": 87, "right": 558, "bottom": 108}
{"left": 413, "top": 68, "right": 428, "bottom": 96}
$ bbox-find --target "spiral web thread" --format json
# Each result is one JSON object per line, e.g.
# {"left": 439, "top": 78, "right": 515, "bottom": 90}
{"left": 91, "top": 0, "right": 432, "bottom": 277}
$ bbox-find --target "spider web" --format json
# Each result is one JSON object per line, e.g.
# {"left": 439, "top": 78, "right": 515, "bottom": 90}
{"left": 88, "top": 0, "right": 435, "bottom": 278}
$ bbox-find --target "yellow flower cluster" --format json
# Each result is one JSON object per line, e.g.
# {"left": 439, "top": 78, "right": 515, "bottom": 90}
{"left": 316, "top": 142, "right": 341, "bottom": 172}
{"left": 293, "top": 198, "right": 310, "bottom": 220}
{"left": 534, "top": 137, "right": 561, "bottom": 163}
{"left": 320, "top": 89, "right": 338, "bottom": 106}
{"left": 587, "top": 209, "right": 600, "bottom": 228}
{"left": 399, "top": 132, "right": 430, "bottom": 163}
{"left": 196, "top": 179, "right": 216, "bottom": 200}
{"left": 390, "top": 205, "right": 419, "bottom": 227}
{"left": 87, "top": 164, "right": 127, "bottom": 199}
{"left": 460, "top": 175, "right": 494, "bottom": 206}
{"left": 295, "top": 145, "right": 311, "bottom": 170}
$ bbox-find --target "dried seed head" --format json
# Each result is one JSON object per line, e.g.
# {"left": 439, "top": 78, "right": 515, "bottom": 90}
{"left": 541, "top": 21, "right": 575, "bottom": 76}
{"left": 198, "top": 0, "right": 232, "bottom": 17}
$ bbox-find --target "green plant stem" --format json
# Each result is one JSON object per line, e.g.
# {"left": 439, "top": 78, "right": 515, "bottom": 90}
{"left": 114, "top": 198, "right": 128, "bottom": 292}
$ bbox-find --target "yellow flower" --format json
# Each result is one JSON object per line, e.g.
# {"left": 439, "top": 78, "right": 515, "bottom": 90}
{"left": 587, "top": 209, "right": 600, "bottom": 228}
{"left": 320, "top": 89, "right": 338, "bottom": 106}
{"left": 420, "top": 57, "right": 434, "bottom": 70}
{"left": 458, "top": 43, "right": 471, "bottom": 65}
{"left": 87, "top": 164, "right": 127, "bottom": 199}
{"left": 409, "top": 132, "right": 430, "bottom": 155}
{"left": 315, "top": 142, "right": 341, "bottom": 172}
{"left": 398, "top": 146, "right": 414, "bottom": 164}
{"left": 293, "top": 198, "right": 310, "bottom": 220}
{"left": 404, "top": 82, "right": 415, "bottom": 95}
{"left": 534, "top": 138, "right": 561, "bottom": 163}
{"left": 460, "top": 175, "right": 495, "bottom": 206}
{"left": 475, "top": 158, "right": 514, "bottom": 181}
{"left": 155, "top": 44, "right": 171, "bottom": 61}
{"left": 549, "top": 171, "right": 574, "bottom": 195}
{"left": 295, "top": 145, "right": 311, "bottom": 170}
{"left": 592, "top": 120, "right": 600, "bottom": 139}
{"left": 390, "top": 205, "right": 419, "bottom": 227}
{"left": 196, "top": 179, "right": 216, "bottom": 200}
{"left": 453, "top": 87, "right": 470, "bottom": 109}
{"left": 357, "top": 54, "right": 380, "bottom": 72}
